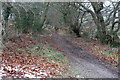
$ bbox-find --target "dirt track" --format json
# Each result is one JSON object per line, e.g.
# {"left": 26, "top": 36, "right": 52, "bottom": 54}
{"left": 51, "top": 33, "right": 119, "bottom": 78}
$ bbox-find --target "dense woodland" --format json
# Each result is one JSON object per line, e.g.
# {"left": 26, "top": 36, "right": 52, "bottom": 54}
{"left": 2, "top": 2, "right": 120, "bottom": 44}
{"left": 0, "top": 1, "right": 120, "bottom": 78}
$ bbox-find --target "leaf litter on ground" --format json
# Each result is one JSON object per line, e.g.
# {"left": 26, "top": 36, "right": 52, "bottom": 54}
{"left": 64, "top": 35, "right": 119, "bottom": 67}
{"left": 1, "top": 34, "right": 69, "bottom": 78}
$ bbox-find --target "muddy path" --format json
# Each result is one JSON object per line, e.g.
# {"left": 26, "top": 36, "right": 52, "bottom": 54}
{"left": 51, "top": 33, "right": 119, "bottom": 78}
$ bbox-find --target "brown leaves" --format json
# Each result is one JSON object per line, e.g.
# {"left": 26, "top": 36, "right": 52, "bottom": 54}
{"left": 2, "top": 34, "right": 66, "bottom": 78}
{"left": 67, "top": 36, "right": 119, "bottom": 67}
{"left": 2, "top": 50, "right": 65, "bottom": 78}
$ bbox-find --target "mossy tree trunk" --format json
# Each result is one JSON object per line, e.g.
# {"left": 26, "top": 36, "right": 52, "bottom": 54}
{"left": 2, "top": 3, "right": 12, "bottom": 42}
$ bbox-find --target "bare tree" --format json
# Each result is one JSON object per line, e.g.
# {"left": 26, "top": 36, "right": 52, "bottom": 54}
{"left": 71, "top": 2, "right": 120, "bottom": 43}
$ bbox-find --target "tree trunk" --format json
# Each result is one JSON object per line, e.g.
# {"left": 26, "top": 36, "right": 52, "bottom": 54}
{"left": 41, "top": 3, "right": 49, "bottom": 30}
{"left": 0, "top": 2, "right": 3, "bottom": 49}
{"left": 91, "top": 2, "right": 106, "bottom": 43}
